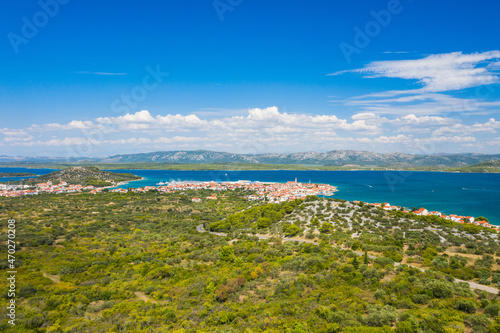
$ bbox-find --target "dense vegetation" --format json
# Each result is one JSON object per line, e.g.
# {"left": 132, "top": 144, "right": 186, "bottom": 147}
{"left": 1, "top": 192, "right": 500, "bottom": 332}
{"left": 0, "top": 167, "right": 141, "bottom": 186}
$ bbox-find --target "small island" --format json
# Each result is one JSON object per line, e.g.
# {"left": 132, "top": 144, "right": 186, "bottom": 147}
{"left": 0, "top": 172, "right": 36, "bottom": 177}
{"left": 0, "top": 166, "right": 141, "bottom": 187}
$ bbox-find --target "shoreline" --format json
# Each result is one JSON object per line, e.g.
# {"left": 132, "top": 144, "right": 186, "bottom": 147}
{"left": 106, "top": 177, "right": 145, "bottom": 189}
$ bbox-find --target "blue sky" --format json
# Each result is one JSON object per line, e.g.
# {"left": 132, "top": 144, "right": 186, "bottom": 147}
{"left": 1, "top": 0, "right": 500, "bottom": 157}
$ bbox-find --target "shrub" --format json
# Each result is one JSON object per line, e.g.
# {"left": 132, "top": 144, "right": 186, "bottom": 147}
{"left": 485, "top": 303, "right": 500, "bottom": 317}
{"left": 412, "top": 294, "right": 429, "bottom": 304}
{"left": 25, "top": 314, "right": 46, "bottom": 329}
{"left": 431, "top": 256, "right": 449, "bottom": 269}
{"left": 19, "top": 284, "right": 37, "bottom": 298}
{"left": 455, "top": 299, "right": 477, "bottom": 313}
{"left": 364, "top": 305, "right": 397, "bottom": 327}
{"left": 374, "top": 257, "right": 394, "bottom": 268}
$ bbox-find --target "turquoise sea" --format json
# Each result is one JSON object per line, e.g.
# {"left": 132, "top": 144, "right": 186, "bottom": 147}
{"left": 1, "top": 167, "right": 499, "bottom": 225}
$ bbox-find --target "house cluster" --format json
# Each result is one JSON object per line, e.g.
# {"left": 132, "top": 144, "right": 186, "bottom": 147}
{"left": 107, "top": 181, "right": 240, "bottom": 195}
{"left": 107, "top": 179, "right": 338, "bottom": 203}
{"left": 246, "top": 180, "right": 338, "bottom": 203}
{"left": 0, "top": 180, "right": 99, "bottom": 197}
{"left": 358, "top": 201, "right": 497, "bottom": 231}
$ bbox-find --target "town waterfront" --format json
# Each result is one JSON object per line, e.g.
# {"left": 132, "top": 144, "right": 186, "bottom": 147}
{"left": 1, "top": 167, "right": 499, "bottom": 225}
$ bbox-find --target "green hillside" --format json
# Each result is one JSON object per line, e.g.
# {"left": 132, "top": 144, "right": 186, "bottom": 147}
{"left": 457, "top": 160, "right": 500, "bottom": 173}
{"left": 0, "top": 166, "right": 141, "bottom": 186}
{"left": 1, "top": 191, "right": 500, "bottom": 331}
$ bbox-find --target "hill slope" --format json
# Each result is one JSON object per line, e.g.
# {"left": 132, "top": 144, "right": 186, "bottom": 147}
{"left": 2, "top": 191, "right": 500, "bottom": 331}
{"left": 2, "top": 150, "right": 500, "bottom": 168}
{"left": 99, "top": 150, "right": 500, "bottom": 167}
{"left": 1, "top": 166, "right": 140, "bottom": 186}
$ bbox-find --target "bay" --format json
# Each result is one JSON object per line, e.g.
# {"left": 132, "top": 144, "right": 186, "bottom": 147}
{"left": 111, "top": 169, "right": 500, "bottom": 225}
{"left": 0, "top": 167, "right": 59, "bottom": 182}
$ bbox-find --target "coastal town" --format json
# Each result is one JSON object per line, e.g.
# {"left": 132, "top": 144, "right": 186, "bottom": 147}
{"left": 0, "top": 179, "right": 337, "bottom": 200}
{"left": 107, "top": 179, "right": 338, "bottom": 202}
{"left": 0, "top": 178, "right": 495, "bottom": 230}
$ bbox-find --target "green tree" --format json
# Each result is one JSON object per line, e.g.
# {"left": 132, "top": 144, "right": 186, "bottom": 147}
{"left": 283, "top": 223, "right": 301, "bottom": 237}
{"left": 257, "top": 217, "right": 271, "bottom": 229}
{"left": 220, "top": 246, "right": 235, "bottom": 262}
{"left": 319, "top": 222, "right": 333, "bottom": 234}
{"left": 427, "top": 280, "right": 453, "bottom": 298}
{"left": 352, "top": 255, "right": 359, "bottom": 269}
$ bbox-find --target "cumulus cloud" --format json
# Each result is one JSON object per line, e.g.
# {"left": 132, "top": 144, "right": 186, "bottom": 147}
{"left": 1, "top": 107, "right": 498, "bottom": 155}
{"left": 351, "top": 112, "right": 378, "bottom": 120}
{"left": 96, "top": 110, "right": 207, "bottom": 131}
{"left": 432, "top": 118, "right": 500, "bottom": 136}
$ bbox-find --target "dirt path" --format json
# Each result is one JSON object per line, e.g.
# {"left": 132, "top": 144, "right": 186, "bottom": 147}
{"left": 42, "top": 272, "right": 60, "bottom": 284}
{"left": 135, "top": 291, "right": 158, "bottom": 303}
{"left": 196, "top": 224, "right": 500, "bottom": 294}
{"left": 458, "top": 279, "right": 500, "bottom": 294}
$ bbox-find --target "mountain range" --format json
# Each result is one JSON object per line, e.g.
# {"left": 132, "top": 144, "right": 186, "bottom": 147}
{"left": 2, "top": 150, "right": 500, "bottom": 167}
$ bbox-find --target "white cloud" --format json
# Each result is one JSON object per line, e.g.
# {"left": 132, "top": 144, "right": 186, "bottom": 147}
{"left": 416, "top": 136, "right": 477, "bottom": 143}
{"left": 1, "top": 106, "right": 498, "bottom": 155}
{"left": 96, "top": 110, "right": 207, "bottom": 131}
{"left": 0, "top": 128, "right": 34, "bottom": 143}
{"left": 432, "top": 118, "right": 500, "bottom": 136}
{"left": 347, "top": 91, "right": 498, "bottom": 116}
{"left": 74, "top": 71, "right": 127, "bottom": 76}
{"left": 472, "top": 118, "right": 500, "bottom": 131}
{"left": 335, "top": 51, "right": 500, "bottom": 92}
{"left": 392, "top": 114, "right": 454, "bottom": 126}
{"left": 374, "top": 135, "right": 412, "bottom": 144}
{"left": 11, "top": 137, "right": 100, "bottom": 147}
{"left": 0, "top": 128, "right": 30, "bottom": 136}
{"left": 30, "top": 120, "right": 95, "bottom": 131}
{"left": 351, "top": 112, "right": 378, "bottom": 120}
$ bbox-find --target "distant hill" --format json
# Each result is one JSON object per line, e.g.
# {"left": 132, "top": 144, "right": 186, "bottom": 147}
{"left": 1, "top": 150, "right": 500, "bottom": 168}
{"left": 100, "top": 150, "right": 261, "bottom": 164}
{"left": 1, "top": 166, "right": 141, "bottom": 186}
{"left": 97, "top": 150, "right": 500, "bottom": 167}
